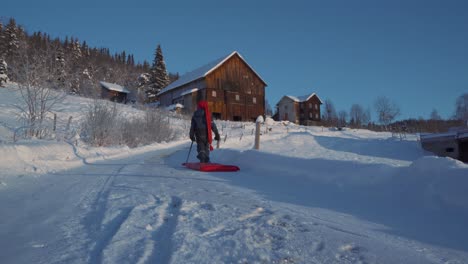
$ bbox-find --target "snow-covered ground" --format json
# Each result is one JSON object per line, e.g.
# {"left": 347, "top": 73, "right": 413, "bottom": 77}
{"left": 1, "top": 84, "right": 468, "bottom": 264}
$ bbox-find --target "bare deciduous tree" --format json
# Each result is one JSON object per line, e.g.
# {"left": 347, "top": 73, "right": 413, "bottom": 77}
{"left": 338, "top": 110, "right": 348, "bottom": 127}
{"left": 454, "top": 93, "right": 468, "bottom": 124}
{"left": 323, "top": 99, "right": 338, "bottom": 126}
{"left": 430, "top": 109, "right": 442, "bottom": 120}
{"left": 14, "top": 40, "right": 65, "bottom": 138}
{"left": 374, "top": 96, "right": 400, "bottom": 129}
{"left": 349, "top": 104, "right": 367, "bottom": 128}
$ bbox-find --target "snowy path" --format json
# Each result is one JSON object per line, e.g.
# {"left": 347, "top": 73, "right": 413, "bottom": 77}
{"left": 1, "top": 142, "right": 468, "bottom": 264}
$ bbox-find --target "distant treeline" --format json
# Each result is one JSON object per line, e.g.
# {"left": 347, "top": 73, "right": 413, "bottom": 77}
{"left": 388, "top": 119, "right": 465, "bottom": 134}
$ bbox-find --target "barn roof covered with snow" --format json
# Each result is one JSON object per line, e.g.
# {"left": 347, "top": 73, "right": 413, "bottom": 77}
{"left": 100, "top": 81, "right": 130, "bottom": 94}
{"left": 157, "top": 51, "right": 267, "bottom": 96}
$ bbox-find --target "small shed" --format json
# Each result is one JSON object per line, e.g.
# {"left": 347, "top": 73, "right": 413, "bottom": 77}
{"left": 100, "top": 81, "right": 130, "bottom": 103}
{"left": 420, "top": 128, "right": 468, "bottom": 162}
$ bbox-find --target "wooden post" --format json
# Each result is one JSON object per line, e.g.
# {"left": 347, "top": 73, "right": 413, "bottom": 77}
{"left": 53, "top": 113, "right": 57, "bottom": 132}
{"left": 66, "top": 116, "right": 72, "bottom": 131}
{"left": 254, "top": 115, "right": 264, "bottom": 150}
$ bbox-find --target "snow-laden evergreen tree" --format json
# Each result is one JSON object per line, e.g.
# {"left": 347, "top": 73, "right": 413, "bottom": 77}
{"left": 147, "top": 44, "right": 170, "bottom": 102}
{"left": 0, "top": 59, "right": 8, "bottom": 86}
{"left": 0, "top": 21, "right": 4, "bottom": 58}
{"left": 454, "top": 93, "right": 468, "bottom": 124}
{"left": 4, "top": 18, "right": 19, "bottom": 62}
{"left": 54, "top": 47, "right": 66, "bottom": 89}
{"left": 0, "top": 22, "right": 7, "bottom": 86}
{"left": 70, "top": 40, "right": 82, "bottom": 94}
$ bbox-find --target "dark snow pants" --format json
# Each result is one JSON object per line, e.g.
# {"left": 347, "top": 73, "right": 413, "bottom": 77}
{"left": 196, "top": 139, "right": 210, "bottom": 163}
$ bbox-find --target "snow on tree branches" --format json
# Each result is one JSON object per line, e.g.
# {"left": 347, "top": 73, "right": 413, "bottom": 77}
{"left": 146, "top": 44, "right": 170, "bottom": 102}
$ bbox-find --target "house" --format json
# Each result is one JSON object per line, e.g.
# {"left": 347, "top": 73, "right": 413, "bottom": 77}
{"left": 276, "top": 93, "right": 322, "bottom": 125}
{"left": 157, "top": 51, "right": 267, "bottom": 121}
{"left": 100, "top": 81, "right": 130, "bottom": 103}
{"left": 420, "top": 128, "right": 468, "bottom": 162}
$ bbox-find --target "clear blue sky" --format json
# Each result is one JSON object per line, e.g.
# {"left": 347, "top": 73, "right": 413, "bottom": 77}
{"left": 3, "top": 0, "right": 467, "bottom": 120}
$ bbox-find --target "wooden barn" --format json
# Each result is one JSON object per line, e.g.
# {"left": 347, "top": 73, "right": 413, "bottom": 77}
{"left": 100, "top": 81, "right": 130, "bottom": 103}
{"left": 276, "top": 93, "right": 322, "bottom": 125}
{"left": 157, "top": 51, "right": 267, "bottom": 121}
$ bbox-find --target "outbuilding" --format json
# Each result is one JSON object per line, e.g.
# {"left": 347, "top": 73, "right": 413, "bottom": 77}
{"left": 100, "top": 81, "right": 130, "bottom": 103}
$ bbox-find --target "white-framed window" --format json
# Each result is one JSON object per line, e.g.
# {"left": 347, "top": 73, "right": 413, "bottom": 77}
{"left": 315, "top": 104, "right": 318, "bottom": 110}
{"left": 315, "top": 113, "right": 319, "bottom": 119}
{"left": 309, "top": 112, "right": 313, "bottom": 118}
{"left": 309, "top": 103, "right": 312, "bottom": 109}
{"left": 253, "top": 97, "right": 256, "bottom": 104}
{"left": 236, "top": 94, "right": 240, "bottom": 101}
{"left": 212, "top": 90, "right": 217, "bottom": 97}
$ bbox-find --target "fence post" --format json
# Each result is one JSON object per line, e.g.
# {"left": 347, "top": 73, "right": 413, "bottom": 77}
{"left": 254, "top": 115, "right": 264, "bottom": 150}
{"left": 53, "top": 113, "right": 57, "bottom": 132}
{"left": 66, "top": 116, "right": 73, "bottom": 131}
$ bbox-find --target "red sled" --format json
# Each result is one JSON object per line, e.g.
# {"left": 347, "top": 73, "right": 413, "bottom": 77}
{"left": 182, "top": 162, "right": 240, "bottom": 172}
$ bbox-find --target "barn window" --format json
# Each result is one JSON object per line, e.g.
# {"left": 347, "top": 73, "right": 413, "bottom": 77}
{"left": 315, "top": 104, "right": 318, "bottom": 110}
{"left": 315, "top": 113, "right": 319, "bottom": 119}
{"left": 212, "top": 90, "right": 217, "bottom": 97}
{"left": 253, "top": 97, "right": 256, "bottom": 104}
{"left": 309, "top": 112, "right": 313, "bottom": 118}
{"left": 309, "top": 103, "right": 312, "bottom": 109}
{"left": 236, "top": 94, "right": 240, "bottom": 101}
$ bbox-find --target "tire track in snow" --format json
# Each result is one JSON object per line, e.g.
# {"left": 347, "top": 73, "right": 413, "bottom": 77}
{"left": 81, "top": 164, "right": 128, "bottom": 263}
{"left": 144, "top": 196, "right": 182, "bottom": 264}
{"left": 89, "top": 206, "right": 134, "bottom": 264}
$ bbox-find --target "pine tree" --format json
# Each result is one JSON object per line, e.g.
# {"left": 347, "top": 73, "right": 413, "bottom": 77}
{"left": 4, "top": 18, "right": 19, "bottom": 62}
{"left": 54, "top": 47, "right": 66, "bottom": 89}
{"left": 70, "top": 39, "right": 83, "bottom": 94}
{"left": 147, "top": 44, "right": 170, "bottom": 102}
{"left": 0, "top": 21, "right": 4, "bottom": 58}
{"left": 0, "top": 59, "right": 8, "bottom": 86}
{"left": 0, "top": 22, "right": 7, "bottom": 85}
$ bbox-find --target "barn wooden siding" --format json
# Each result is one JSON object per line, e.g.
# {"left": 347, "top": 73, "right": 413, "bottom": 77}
{"left": 159, "top": 52, "right": 266, "bottom": 122}
{"left": 205, "top": 54, "right": 265, "bottom": 121}
{"left": 101, "top": 89, "right": 127, "bottom": 103}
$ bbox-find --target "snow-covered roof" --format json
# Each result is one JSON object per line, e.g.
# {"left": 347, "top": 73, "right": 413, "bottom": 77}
{"left": 100, "top": 81, "right": 130, "bottom": 94}
{"left": 166, "top": 103, "right": 184, "bottom": 111}
{"left": 180, "top": 88, "right": 200, "bottom": 97}
{"left": 158, "top": 51, "right": 267, "bottom": 96}
{"left": 420, "top": 128, "right": 468, "bottom": 141}
{"left": 282, "top": 93, "right": 323, "bottom": 104}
